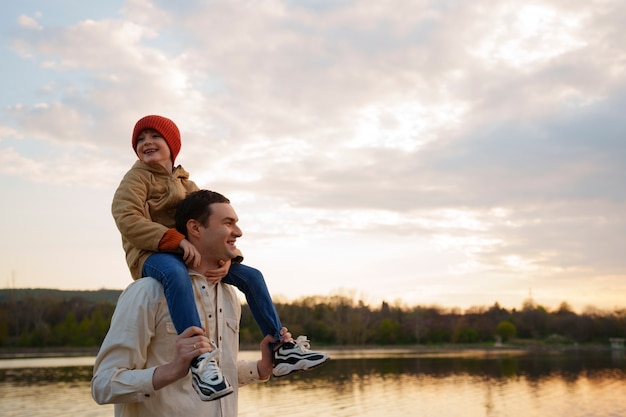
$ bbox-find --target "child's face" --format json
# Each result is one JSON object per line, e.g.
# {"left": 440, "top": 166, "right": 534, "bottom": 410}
{"left": 136, "top": 129, "right": 173, "bottom": 171}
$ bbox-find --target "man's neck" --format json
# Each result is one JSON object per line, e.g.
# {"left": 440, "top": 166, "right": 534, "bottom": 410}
{"left": 189, "top": 260, "right": 221, "bottom": 277}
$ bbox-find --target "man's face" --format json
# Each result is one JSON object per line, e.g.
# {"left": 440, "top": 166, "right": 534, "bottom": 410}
{"left": 197, "top": 202, "right": 242, "bottom": 263}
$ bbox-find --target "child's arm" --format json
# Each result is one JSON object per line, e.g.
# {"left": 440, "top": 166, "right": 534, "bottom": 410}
{"left": 112, "top": 169, "right": 170, "bottom": 251}
{"left": 111, "top": 171, "right": 168, "bottom": 252}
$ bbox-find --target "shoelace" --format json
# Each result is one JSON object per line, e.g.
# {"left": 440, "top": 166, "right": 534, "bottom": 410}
{"left": 196, "top": 347, "right": 220, "bottom": 378}
{"left": 292, "top": 335, "right": 312, "bottom": 352}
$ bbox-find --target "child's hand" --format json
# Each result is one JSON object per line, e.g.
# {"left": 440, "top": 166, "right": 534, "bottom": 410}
{"left": 278, "top": 327, "right": 293, "bottom": 344}
{"left": 205, "top": 259, "right": 231, "bottom": 283}
{"left": 179, "top": 239, "right": 201, "bottom": 268}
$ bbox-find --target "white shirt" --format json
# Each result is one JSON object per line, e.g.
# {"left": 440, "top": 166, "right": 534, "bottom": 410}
{"left": 91, "top": 273, "right": 265, "bottom": 417}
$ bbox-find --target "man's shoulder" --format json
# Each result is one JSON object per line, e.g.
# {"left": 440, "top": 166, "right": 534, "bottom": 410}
{"left": 120, "top": 277, "right": 165, "bottom": 302}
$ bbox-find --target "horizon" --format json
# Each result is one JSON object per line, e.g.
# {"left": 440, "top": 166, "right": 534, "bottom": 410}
{"left": 2, "top": 286, "right": 623, "bottom": 315}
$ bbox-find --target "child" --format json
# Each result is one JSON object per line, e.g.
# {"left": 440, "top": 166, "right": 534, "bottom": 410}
{"left": 112, "top": 115, "right": 329, "bottom": 401}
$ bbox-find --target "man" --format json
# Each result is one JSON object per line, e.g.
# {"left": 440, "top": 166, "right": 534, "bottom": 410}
{"left": 92, "top": 190, "right": 289, "bottom": 417}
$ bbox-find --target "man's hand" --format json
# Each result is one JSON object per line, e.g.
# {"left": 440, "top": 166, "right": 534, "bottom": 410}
{"left": 256, "top": 327, "right": 291, "bottom": 380}
{"left": 257, "top": 333, "right": 276, "bottom": 380}
{"left": 204, "top": 259, "right": 231, "bottom": 284}
{"left": 152, "top": 326, "right": 210, "bottom": 390}
{"left": 179, "top": 239, "right": 201, "bottom": 268}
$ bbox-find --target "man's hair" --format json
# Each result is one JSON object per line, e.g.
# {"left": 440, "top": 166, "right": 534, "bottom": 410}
{"left": 175, "top": 190, "right": 231, "bottom": 237}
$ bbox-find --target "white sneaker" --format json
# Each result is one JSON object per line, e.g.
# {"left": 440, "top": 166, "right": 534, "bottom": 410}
{"left": 190, "top": 349, "right": 234, "bottom": 401}
{"left": 272, "top": 335, "right": 330, "bottom": 377}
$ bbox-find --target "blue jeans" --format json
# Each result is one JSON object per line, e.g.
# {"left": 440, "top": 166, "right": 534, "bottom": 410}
{"left": 142, "top": 253, "right": 202, "bottom": 333}
{"left": 142, "top": 253, "right": 282, "bottom": 342}
{"left": 223, "top": 263, "right": 282, "bottom": 342}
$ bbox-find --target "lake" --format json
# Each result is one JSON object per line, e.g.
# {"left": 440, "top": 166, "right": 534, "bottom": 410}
{"left": 1, "top": 347, "right": 625, "bottom": 416}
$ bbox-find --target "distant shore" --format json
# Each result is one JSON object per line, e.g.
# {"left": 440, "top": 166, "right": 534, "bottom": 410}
{"left": 0, "top": 347, "right": 101, "bottom": 359}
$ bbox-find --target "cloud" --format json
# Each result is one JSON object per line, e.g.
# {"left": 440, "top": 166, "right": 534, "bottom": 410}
{"left": 1, "top": 0, "right": 625, "bottom": 310}
{"left": 17, "top": 14, "right": 43, "bottom": 31}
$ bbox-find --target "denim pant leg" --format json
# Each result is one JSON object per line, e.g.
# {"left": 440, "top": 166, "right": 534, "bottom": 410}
{"left": 142, "top": 252, "right": 202, "bottom": 335}
{"left": 223, "top": 263, "right": 282, "bottom": 341}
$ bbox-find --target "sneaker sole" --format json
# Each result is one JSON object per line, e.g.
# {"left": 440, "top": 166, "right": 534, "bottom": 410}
{"left": 192, "top": 379, "right": 234, "bottom": 401}
{"left": 273, "top": 356, "right": 330, "bottom": 378}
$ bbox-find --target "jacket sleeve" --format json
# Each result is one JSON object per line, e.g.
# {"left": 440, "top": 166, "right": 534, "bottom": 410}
{"left": 112, "top": 169, "right": 169, "bottom": 251}
{"left": 91, "top": 282, "right": 160, "bottom": 404}
{"left": 237, "top": 360, "right": 269, "bottom": 386}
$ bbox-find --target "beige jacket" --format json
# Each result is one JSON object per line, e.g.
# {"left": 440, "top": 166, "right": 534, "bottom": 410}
{"left": 111, "top": 161, "right": 200, "bottom": 279}
{"left": 91, "top": 272, "right": 266, "bottom": 417}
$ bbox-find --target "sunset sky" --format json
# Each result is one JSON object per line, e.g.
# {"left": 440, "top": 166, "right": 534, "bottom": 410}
{"left": 1, "top": 0, "right": 625, "bottom": 313}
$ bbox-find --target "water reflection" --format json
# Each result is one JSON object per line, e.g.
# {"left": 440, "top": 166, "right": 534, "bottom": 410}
{"left": 311, "top": 348, "right": 626, "bottom": 381}
{"left": 1, "top": 349, "right": 625, "bottom": 417}
{"left": 1, "top": 365, "right": 93, "bottom": 385}
{"left": 238, "top": 350, "right": 626, "bottom": 417}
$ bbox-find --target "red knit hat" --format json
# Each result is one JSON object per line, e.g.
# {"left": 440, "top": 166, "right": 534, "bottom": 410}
{"left": 132, "top": 115, "right": 182, "bottom": 164}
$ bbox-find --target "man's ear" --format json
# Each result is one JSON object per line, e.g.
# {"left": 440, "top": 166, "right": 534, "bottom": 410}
{"left": 186, "top": 219, "right": 202, "bottom": 238}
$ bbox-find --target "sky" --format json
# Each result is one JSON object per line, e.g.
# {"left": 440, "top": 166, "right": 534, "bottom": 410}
{"left": 1, "top": 0, "right": 625, "bottom": 313}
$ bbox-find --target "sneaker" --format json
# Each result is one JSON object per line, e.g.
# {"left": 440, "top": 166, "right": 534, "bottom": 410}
{"left": 190, "top": 349, "right": 234, "bottom": 401}
{"left": 272, "top": 335, "right": 330, "bottom": 377}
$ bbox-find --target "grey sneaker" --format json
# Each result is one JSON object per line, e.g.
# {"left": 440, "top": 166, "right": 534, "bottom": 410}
{"left": 190, "top": 349, "right": 233, "bottom": 401}
{"left": 272, "top": 335, "right": 330, "bottom": 377}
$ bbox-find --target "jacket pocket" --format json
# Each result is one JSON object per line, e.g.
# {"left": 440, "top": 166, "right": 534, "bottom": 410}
{"left": 226, "top": 317, "right": 239, "bottom": 334}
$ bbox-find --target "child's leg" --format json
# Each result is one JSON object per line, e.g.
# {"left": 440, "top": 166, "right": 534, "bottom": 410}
{"left": 142, "top": 252, "right": 202, "bottom": 334}
{"left": 225, "top": 264, "right": 330, "bottom": 378}
{"left": 223, "top": 263, "right": 282, "bottom": 343}
{"left": 143, "top": 253, "right": 233, "bottom": 401}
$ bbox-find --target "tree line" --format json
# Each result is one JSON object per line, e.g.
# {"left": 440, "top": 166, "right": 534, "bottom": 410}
{"left": 0, "top": 289, "right": 624, "bottom": 349}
